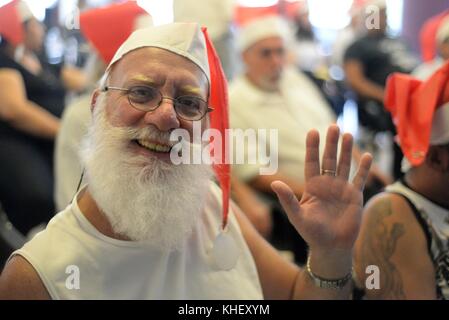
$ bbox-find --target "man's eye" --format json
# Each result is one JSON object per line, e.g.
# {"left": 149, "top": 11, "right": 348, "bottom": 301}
{"left": 177, "top": 97, "right": 201, "bottom": 109}
{"left": 129, "top": 87, "right": 157, "bottom": 102}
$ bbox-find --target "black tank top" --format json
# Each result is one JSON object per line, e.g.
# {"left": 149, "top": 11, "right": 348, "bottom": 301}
{"left": 0, "top": 50, "right": 66, "bottom": 140}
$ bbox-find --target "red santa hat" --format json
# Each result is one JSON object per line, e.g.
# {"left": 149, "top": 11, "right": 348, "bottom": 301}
{"left": 420, "top": 10, "right": 449, "bottom": 62}
{"left": 0, "top": 0, "right": 33, "bottom": 46}
{"left": 385, "top": 60, "right": 449, "bottom": 167}
{"left": 80, "top": 1, "right": 151, "bottom": 64}
{"left": 106, "top": 23, "right": 230, "bottom": 230}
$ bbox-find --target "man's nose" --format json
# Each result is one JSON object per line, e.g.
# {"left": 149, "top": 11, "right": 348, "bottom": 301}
{"left": 270, "top": 52, "right": 284, "bottom": 68}
{"left": 143, "top": 98, "right": 180, "bottom": 131}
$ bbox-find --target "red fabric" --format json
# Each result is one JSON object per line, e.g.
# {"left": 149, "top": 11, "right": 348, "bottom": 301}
{"left": 385, "top": 60, "right": 449, "bottom": 166}
{"left": 234, "top": 5, "right": 279, "bottom": 26}
{"left": 419, "top": 10, "right": 449, "bottom": 62}
{"left": 283, "top": 1, "right": 302, "bottom": 19}
{"left": 234, "top": 1, "right": 307, "bottom": 25}
{"left": 201, "top": 27, "right": 230, "bottom": 230}
{"left": 0, "top": 0, "right": 23, "bottom": 46}
{"left": 352, "top": 0, "right": 369, "bottom": 8}
{"left": 80, "top": 1, "right": 148, "bottom": 64}
{"left": 350, "top": 0, "right": 369, "bottom": 15}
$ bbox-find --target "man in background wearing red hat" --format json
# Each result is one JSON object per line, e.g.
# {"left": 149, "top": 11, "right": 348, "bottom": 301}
{"left": 414, "top": 15, "right": 449, "bottom": 80}
{"left": 0, "top": 22, "right": 372, "bottom": 300}
{"left": 354, "top": 62, "right": 449, "bottom": 299}
{"left": 55, "top": 1, "right": 152, "bottom": 211}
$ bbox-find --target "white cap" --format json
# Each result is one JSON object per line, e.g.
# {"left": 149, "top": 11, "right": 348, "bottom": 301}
{"left": 106, "top": 23, "right": 210, "bottom": 81}
{"left": 16, "top": 1, "right": 33, "bottom": 23}
{"left": 133, "top": 14, "right": 154, "bottom": 30}
{"left": 237, "top": 15, "right": 291, "bottom": 53}
{"left": 436, "top": 16, "right": 449, "bottom": 45}
{"left": 430, "top": 102, "right": 449, "bottom": 145}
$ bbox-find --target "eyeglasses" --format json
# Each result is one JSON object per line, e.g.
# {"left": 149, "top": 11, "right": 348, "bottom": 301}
{"left": 102, "top": 85, "right": 213, "bottom": 121}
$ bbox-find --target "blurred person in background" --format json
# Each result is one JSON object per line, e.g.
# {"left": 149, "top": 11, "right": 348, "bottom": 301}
{"left": 291, "top": 1, "right": 325, "bottom": 78}
{"left": 0, "top": 0, "right": 85, "bottom": 235}
{"left": 229, "top": 15, "right": 389, "bottom": 263}
{"left": 230, "top": 16, "right": 336, "bottom": 264}
{"left": 331, "top": 1, "right": 365, "bottom": 69}
{"left": 55, "top": 1, "right": 153, "bottom": 211}
{"left": 329, "top": 1, "right": 366, "bottom": 118}
{"left": 173, "top": 0, "right": 237, "bottom": 80}
{"left": 354, "top": 61, "right": 449, "bottom": 299}
{"left": 344, "top": 0, "right": 419, "bottom": 179}
{"left": 231, "top": 16, "right": 336, "bottom": 202}
{"left": 414, "top": 15, "right": 449, "bottom": 80}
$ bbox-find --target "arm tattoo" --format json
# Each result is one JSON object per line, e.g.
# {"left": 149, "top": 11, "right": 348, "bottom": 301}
{"left": 360, "top": 198, "right": 406, "bottom": 299}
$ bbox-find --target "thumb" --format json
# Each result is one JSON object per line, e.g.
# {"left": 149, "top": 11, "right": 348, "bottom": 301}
{"left": 271, "top": 181, "right": 302, "bottom": 222}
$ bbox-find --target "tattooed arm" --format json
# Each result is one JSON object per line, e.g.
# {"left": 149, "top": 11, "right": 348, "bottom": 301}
{"left": 354, "top": 193, "right": 436, "bottom": 299}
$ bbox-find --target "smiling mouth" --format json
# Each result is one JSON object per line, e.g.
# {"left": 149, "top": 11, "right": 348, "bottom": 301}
{"left": 134, "top": 139, "right": 172, "bottom": 153}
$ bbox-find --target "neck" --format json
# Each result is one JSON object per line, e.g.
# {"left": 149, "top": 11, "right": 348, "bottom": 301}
{"left": 2, "top": 44, "right": 16, "bottom": 59}
{"left": 77, "top": 187, "right": 130, "bottom": 241}
{"left": 404, "top": 170, "right": 449, "bottom": 209}
{"left": 245, "top": 73, "right": 280, "bottom": 93}
{"left": 368, "top": 29, "right": 385, "bottom": 37}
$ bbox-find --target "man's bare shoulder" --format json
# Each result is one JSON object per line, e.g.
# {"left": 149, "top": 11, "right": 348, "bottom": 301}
{"left": 0, "top": 255, "right": 51, "bottom": 300}
{"left": 362, "top": 192, "right": 418, "bottom": 222}
{"left": 355, "top": 191, "right": 435, "bottom": 299}
{"left": 358, "top": 191, "right": 428, "bottom": 254}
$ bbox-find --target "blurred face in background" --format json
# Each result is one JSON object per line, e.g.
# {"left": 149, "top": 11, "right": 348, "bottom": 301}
{"left": 243, "top": 36, "right": 286, "bottom": 92}
{"left": 23, "top": 18, "right": 45, "bottom": 52}
{"left": 439, "top": 39, "right": 449, "bottom": 60}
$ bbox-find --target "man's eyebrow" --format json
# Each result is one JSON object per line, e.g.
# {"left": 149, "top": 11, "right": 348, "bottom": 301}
{"left": 180, "top": 85, "right": 202, "bottom": 96}
{"left": 127, "top": 75, "right": 157, "bottom": 86}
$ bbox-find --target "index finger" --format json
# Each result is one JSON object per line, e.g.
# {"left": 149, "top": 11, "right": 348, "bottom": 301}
{"left": 304, "top": 129, "right": 320, "bottom": 181}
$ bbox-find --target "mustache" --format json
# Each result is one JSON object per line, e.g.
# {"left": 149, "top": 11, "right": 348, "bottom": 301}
{"left": 109, "top": 124, "right": 176, "bottom": 148}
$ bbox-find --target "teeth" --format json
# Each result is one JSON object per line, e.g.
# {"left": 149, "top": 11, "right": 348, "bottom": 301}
{"left": 137, "top": 140, "right": 171, "bottom": 153}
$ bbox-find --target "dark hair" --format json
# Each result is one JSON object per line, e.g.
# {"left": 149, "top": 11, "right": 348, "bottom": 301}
{"left": 0, "top": 36, "right": 10, "bottom": 49}
{"left": 429, "top": 143, "right": 449, "bottom": 157}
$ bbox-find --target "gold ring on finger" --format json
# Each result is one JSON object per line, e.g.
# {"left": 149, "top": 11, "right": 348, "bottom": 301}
{"left": 321, "top": 169, "right": 336, "bottom": 176}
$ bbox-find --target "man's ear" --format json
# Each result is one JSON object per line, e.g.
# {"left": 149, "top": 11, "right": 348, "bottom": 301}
{"left": 241, "top": 49, "right": 251, "bottom": 66}
{"left": 426, "top": 145, "right": 449, "bottom": 172}
{"left": 90, "top": 89, "right": 100, "bottom": 113}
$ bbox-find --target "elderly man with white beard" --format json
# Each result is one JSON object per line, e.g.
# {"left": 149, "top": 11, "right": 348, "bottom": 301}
{"left": 0, "top": 23, "right": 372, "bottom": 300}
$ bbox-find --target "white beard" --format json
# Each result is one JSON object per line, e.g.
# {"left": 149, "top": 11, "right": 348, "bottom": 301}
{"left": 80, "top": 95, "right": 214, "bottom": 251}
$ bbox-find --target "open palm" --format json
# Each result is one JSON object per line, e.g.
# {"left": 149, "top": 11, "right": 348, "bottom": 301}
{"left": 272, "top": 125, "right": 372, "bottom": 252}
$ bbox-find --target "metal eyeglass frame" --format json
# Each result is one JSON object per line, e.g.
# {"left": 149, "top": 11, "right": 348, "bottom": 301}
{"left": 101, "top": 85, "right": 213, "bottom": 121}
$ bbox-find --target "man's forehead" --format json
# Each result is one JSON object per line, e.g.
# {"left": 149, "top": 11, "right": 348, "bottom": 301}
{"left": 247, "top": 36, "right": 285, "bottom": 52}
{"left": 113, "top": 47, "right": 195, "bottom": 70}
{"left": 109, "top": 47, "right": 208, "bottom": 86}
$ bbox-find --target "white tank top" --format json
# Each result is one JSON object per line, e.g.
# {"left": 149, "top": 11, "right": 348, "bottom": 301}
{"left": 9, "top": 183, "right": 263, "bottom": 299}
